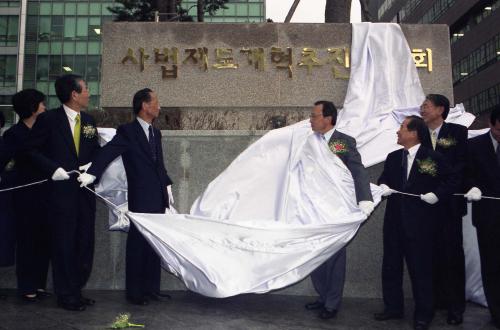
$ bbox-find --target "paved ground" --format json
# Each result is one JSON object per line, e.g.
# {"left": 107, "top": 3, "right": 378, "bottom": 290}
{"left": 0, "top": 290, "right": 497, "bottom": 330}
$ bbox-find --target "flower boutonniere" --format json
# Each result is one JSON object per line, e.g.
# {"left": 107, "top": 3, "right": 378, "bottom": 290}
{"left": 4, "top": 159, "right": 15, "bottom": 171}
{"left": 416, "top": 157, "right": 437, "bottom": 177}
{"left": 436, "top": 136, "right": 457, "bottom": 148}
{"left": 82, "top": 124, "right": 97, "bottom": 139}
{"left": 328, "top": 139, "right": 348, "bottom": 154}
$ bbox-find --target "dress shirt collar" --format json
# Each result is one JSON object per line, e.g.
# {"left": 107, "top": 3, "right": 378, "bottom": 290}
{"left": 136, "top": 116, "right": 153, "bottom": 140}
{"left": 322, "top": 127, "right": 336, "bottom": 142}
{"left": 407, "top": 143, "right": 421, "bottom": 158}
{"left": 63, "top": 104, "right": 79, "bottom": 122}
{"left": 490, "top": 131, "right": 499, "bottom": 151}
{"left": 429, "top": 123, "right": 443, "bottom": 137}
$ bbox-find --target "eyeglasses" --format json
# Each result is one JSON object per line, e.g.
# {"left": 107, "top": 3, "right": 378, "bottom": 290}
{"left": 309, "top": 113, "right": 323, "bottom": 119}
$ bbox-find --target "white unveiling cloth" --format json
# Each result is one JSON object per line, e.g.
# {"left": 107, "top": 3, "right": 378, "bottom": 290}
{"left": 95, "top": 23, "right": 486, "bottom": 302}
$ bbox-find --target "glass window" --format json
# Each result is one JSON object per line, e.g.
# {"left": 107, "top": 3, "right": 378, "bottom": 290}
{"left": 77, "top": 3, "right": 89, "bottom": 15}
{"left": 87, "top": 41, "right": 100, "bottom": 55}
{"left": 49, "top": 55, "right": 62, "bottom": 80}
{"left": 63, "top": 42, "right": 75, "bottom": 54}
{"left": 52, "top": 3, "right": 64, "bottom": 15}
{"left": 50, "top": 41, "right": 62, "bottom": 54}
{"left": 62, "top": 55, "right": 74, "bottom": 72}
{"left": 37, "top": 41, "right": 49, "bottom": 55}
{"left": 86, "top": 55, "right": 100, "bottom": 81}
{"left": 0, "top": 55, "right": 17, "bottom": 87}
{"left": 75, "top": 41, "right": 87, "bottom": 54}
{"left": 73, "top": 55, "right": 86, "bottom": 76}
{"left": 36, "top": 81, "right": 49, "bottom": 95}
{"left": 51, "top": 15, "right": 64, "bottom": 40}
{"left": 40, "top": 3, "right": 52, "bottom": 15}
{"left": 76, "top": 17, "right": 88, "bottom": 38}
{"left": 248, "top": 3, "right": 261, "bottom": 16}
{"left": 39, "top": 16, "right": 51, "bottom": 41}
{"left": 64, "top": 17, "right": 76, "bottom": 39}
{"left": 0, "top": 16, "right": 19, "bottom": 46}
{"left": 89, "top": 3, "right": 101, "bottom": 15}
{"left": 65, "top": 3, "right": 76, "bottom": 15}
{"left": 36, "top": 56, "right": 49, "bottom": 81}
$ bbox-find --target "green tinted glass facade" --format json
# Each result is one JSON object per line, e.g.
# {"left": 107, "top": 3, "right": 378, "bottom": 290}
{"left": 184, "top": 0, "right": 265, "bottom": 23}
{"left": 2, "top": 0, "right": 265, "bottom": 124}
{"left": 23, "top": 0, "right": 115, "bottom": 110}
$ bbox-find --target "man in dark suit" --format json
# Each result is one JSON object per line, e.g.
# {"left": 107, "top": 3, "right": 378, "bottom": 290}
{"left": 4, "top": 89, "right": 51, "bottom": 302}
{"left": 374, "top": 115, "right": 457, "bottom": 330}
{"left": 29, "top": 74, "right": 100, "bottom": 311}
{"left": 78, "top": 88, "right": 173, "bottom": 305}
{"left": 420, "top": 94, "right": 467, "bottom": 324}
{"left": 464, "top": 107, "right": 500, "bottom": 329}
{"left": 305, "top": 100, "right": 374, "bottom": 320}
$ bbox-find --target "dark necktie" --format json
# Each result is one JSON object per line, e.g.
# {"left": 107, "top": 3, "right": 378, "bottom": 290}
{"left": 496, "top": 144, "right": 500, "bottom": 166}
{"left": 402, "top": 149, "right": 409, "bottom": 185}
{"left": 148, "top": 125, "right": 157, "bottom": 162}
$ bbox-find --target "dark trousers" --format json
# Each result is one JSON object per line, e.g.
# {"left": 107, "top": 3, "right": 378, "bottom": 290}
{"left": 311, "top": 246, "right": 346, "bottom": 311}
{"left": 126, "top": 223, "right": 161, "bottom": 299}
{"left": 432, "top": 211, "right": 465, "bottom": 314}
{"left": 476, "top": 223, "right": 500, "bottom": 324}
{"left": 0, "top": 191, "right": 15, "bottom": 267}
{"left": 382, "top": 224, "right": 434, "bottom": 323}
{"left": 50, "top": 193, "right": 95, "bottom": 302}
{"left": 14, "top": 187, "right": 50, "bottom": 295}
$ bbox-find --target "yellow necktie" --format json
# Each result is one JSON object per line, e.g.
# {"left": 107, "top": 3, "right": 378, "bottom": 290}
{"left": 431, "top": 130, "right": 437, "bottom": 150}
{"left": 74, "top": 114, "right": 80, "bottom": 155}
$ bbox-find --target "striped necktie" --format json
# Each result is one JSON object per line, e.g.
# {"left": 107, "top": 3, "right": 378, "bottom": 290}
{"left": 73, "top": 114, "right": 80, "bottom": 156}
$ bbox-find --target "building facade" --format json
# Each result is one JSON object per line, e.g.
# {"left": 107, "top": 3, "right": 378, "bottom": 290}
{"left": 0, "top": 0, "right": 265, "bottom": 126}
{"left": 373, "top": 0, "right": 500, "bottom": 119}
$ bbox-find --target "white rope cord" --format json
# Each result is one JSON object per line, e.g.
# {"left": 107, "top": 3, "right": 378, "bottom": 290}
{"left": 391, "top": 190, "right": 500, "bottom": 201}
{"left": 0, "top": 170, "right": 80, "bottom": 193}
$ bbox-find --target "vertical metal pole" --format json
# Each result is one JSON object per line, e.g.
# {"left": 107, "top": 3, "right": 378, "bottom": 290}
{"left": 14, "top": 0, "right": 28, "bottom": 123}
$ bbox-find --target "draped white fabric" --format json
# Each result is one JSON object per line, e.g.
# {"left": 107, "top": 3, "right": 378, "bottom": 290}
{"left": 95, "top": 23, "right": 485, "bottom": 301}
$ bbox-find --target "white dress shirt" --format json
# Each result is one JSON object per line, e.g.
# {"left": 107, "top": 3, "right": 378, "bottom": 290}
{"left": 490, "top": 131, "right": 499, "bottom": 153}
{"left": 429, "top": 124, "right": 443, "bottom": 139}
{"left": 63, "top": 104, "right": 80, "bottom": 135}
{"left": 322, "top": 127, "right": 336, "bottom": 142}
{"left": 136, "top": 117, "right": 153, "bottom": 141}
{"left": 405, "top": 143, "right": 421, "bottom": 178}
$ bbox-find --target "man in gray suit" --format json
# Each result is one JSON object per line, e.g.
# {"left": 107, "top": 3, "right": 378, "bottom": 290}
{"left": 305, "top": 100, "right": 374, "bottom": 319}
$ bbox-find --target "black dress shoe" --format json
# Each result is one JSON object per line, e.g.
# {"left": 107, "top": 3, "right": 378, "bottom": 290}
{"left": 414, "top": 320, "right": 430, "bottom": 330}
{"left": 127, "top": 296, "right": 149, "bottom": 306}
{"left": 36, "top": 290, "right": 52, "bottom": 298}
{"left": 21, "top": 294, "right": 38, "bottom": 303}
{"left": 80, "top": 296, "right": 95, "bottom": 306}
{"left": 447, "top": 312, "right": 463, "bottom": 325}
{"left": 318, "top": 308, "right": 337, "bottom": 320}
{"left": 57, "top": 299, "right": 86, "bottom": 311}
{"left": 148, "top": 292, "right": 171, "bottom": 301}
{"left": 305, "top": 301, "right": 324, "bottom": 310}
{"left": 374, "top": 311, "right": 404, "bottom": 321}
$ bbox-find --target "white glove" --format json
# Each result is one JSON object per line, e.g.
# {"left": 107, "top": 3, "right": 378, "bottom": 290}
{"left": 167, "top": 185, "right": 174, "bottom": 205}
{"left": 464, "top": 187, "right": 482, "bottom": 202}
{"left": 379, "top": 184, "right": 394, "bottom": 197}
{"left": 51, "top": 167, "right": 70, "bottom": 181}
{"left": 420, "top": 192, "right": 439, "bottom": 205}
{"left": 358, "top": 200, "right": 375, "bottom": 216}
{"left": 79, "top": 162, "right": 92, "bottom": 173}
{"left": 77, "top": 172, "right": 96, "bottom": 187}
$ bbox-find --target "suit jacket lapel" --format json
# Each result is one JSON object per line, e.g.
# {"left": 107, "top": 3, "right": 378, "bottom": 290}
{"left": 328, "top": 130, "right": 348, "bottom": 163}
{"left": 406, "top": 146, "right": 425, "bottom": 185}
{"left": 434, "top": 122, "right": 449, "bottom": 152}
{"left": 56, "top": 107, "right": 78, "bottom": 158}
{"left": 134, "top": 120, "right": 155, "bottom": 164}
